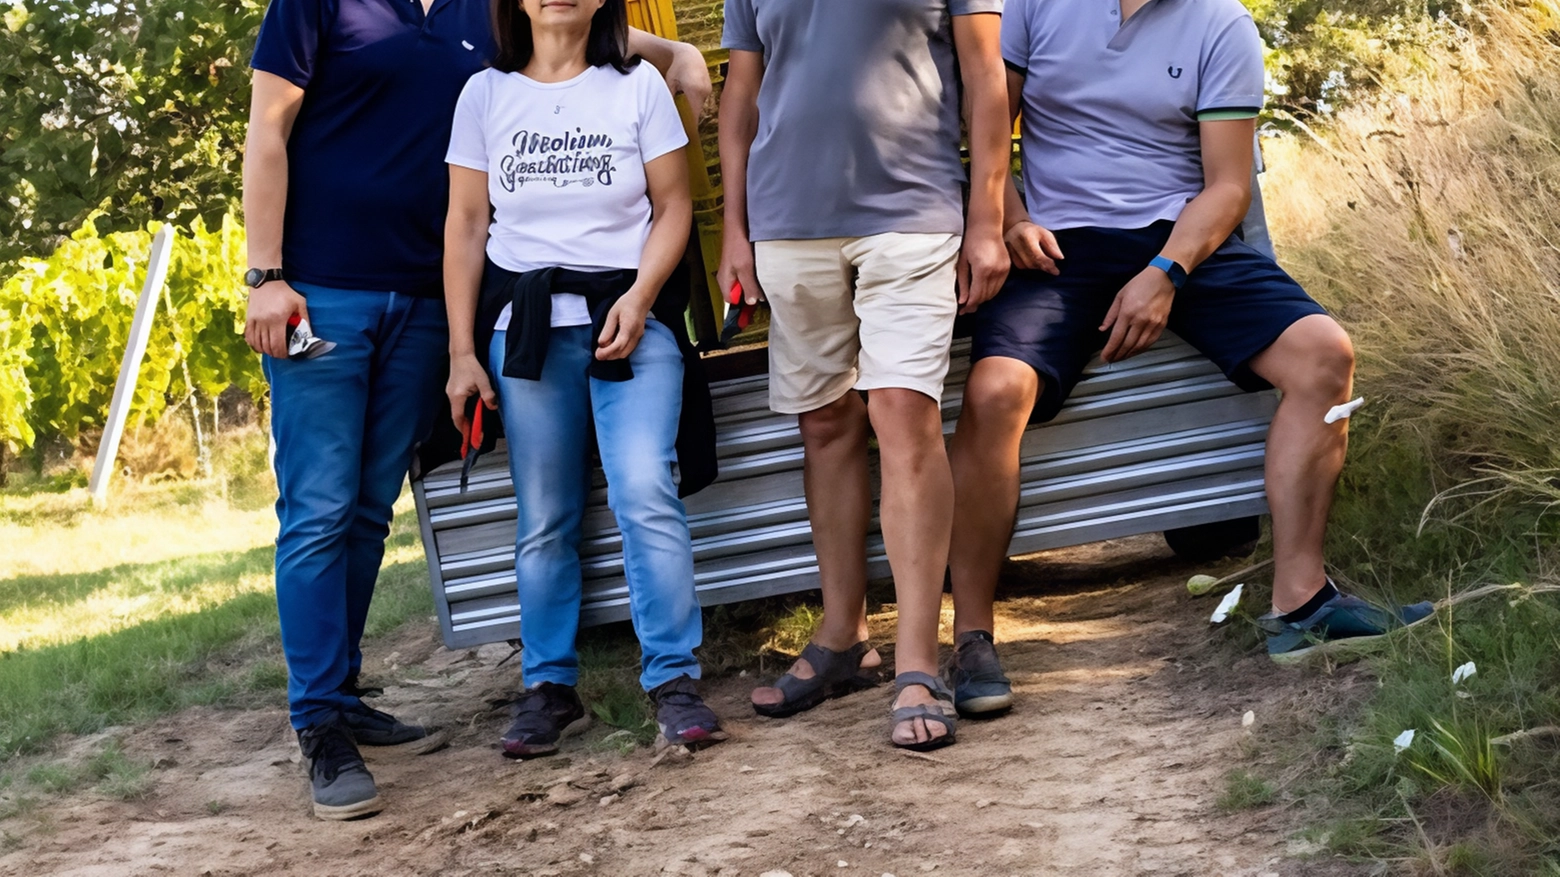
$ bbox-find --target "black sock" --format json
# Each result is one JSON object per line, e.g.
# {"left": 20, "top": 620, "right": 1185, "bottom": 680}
{"left": 1281, "top": 580, "right": 1340, "bottom": 623}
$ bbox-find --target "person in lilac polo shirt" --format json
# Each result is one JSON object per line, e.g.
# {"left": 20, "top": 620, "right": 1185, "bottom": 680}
{"left": 240, "top": 0, "right": 711, "bottom": 820}
{"left": 943, "top": 0, "right": 1435, "bottom": 717}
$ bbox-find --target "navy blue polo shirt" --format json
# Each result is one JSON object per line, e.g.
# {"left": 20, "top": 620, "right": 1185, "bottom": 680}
{"left": 251, "top": 0, "right": 495, "bottom": 297}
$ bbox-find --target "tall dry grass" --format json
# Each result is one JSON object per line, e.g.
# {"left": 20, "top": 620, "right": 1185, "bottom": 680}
{"left": 1266, "top": 1, "right": 1560, "bottom": 502}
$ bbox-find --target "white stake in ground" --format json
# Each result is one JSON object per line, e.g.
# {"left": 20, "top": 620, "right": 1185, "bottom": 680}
{"left": 88, "top": 225, "right": 174, "bottom": 505}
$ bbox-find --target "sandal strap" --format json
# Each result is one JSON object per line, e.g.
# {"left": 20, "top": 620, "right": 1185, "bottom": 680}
{"left": 893, "top": 670, "right": 953, "bottom": 702}
{"left": 772, "top": 641, "right": 870, "bottom": 701}
{"left": 891, "top": 704, "right": 957, "bottom": 731}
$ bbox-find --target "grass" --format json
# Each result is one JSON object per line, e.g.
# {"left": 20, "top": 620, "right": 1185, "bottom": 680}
{"left": 0, "top": 429, "right": 435, "bottom": 761}
{"left": 1256, "top": 3, "right": 1560, "bottom": 871}
{"left": 1219, "top": 769, "right": 1278, "bottom": 811}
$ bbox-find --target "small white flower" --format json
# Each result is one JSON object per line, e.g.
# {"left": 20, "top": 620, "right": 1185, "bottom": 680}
{"left": 1452, "top": 662, "right": 1477, "bottom": 685}
{"left": 1324, "top": 397, "right": 1365, "bottom": 424}
{"left": 1394, "top": 729, "right": 1416, "bottom": 754}
{"left": 1210, "top": 583, "right": 1244, "bottom": 624}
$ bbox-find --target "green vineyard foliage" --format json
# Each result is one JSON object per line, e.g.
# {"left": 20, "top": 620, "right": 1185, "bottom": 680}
{"left": 0, "top": 214, "right": 261, "bottom": 452}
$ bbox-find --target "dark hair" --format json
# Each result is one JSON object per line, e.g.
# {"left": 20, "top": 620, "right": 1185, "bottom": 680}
{"left": 491, "top": 0, "right": 639, "bottom": 75}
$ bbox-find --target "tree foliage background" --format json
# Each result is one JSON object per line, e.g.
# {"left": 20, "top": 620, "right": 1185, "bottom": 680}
{"left": 0, "top": 0, "right": 262, "bottom": 274}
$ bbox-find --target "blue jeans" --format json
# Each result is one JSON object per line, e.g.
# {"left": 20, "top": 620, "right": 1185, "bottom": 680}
{"left": 489, "top": 320, "right": 702, "bottom": 692}
{"left": 264, "top": 283, "right": 448, "bottom": 729}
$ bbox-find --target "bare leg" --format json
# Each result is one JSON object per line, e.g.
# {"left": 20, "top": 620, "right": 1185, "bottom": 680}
{"left": 751, "top": 392, "right": 880, "bottom": 709}
{"left": 867, "top": 387, "right": 956, "bottom": 746}
{"left": 1246, "top": 314, "right": 1356, "bottom": 613}
{"left": 948, "top": 357, "right": 1041, "bottom": 638}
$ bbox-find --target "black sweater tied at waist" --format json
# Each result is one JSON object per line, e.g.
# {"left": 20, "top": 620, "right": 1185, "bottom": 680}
{"left": 448, "top": 258, "right": 718, "bottom": 498}
{"left": 474, "top": 262, "right": 638, "bottom": 384}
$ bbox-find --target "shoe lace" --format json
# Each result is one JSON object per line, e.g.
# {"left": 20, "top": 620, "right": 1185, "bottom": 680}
{"left": 301, "top": 722, "right": 360, "bottom": 783}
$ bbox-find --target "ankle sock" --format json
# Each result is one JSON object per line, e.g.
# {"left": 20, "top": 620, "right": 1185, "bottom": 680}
{"left": 1281, "top": 580, "right": 1340, "bottom": 623}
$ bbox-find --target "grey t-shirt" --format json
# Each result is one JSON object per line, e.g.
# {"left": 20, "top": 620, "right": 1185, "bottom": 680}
{"left": 723, "top": 0, "right": 1004, "bottom": 242}
{"left": 1002, "top": 0, "right": 1265, "bottom": 230}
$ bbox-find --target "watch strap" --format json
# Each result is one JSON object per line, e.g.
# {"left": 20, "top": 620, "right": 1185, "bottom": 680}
{"left": 246, "top": 267, "right": 285, "bottom": 288}
{"left": 1148, "top": 254, "right": 1187, "bottom": 290}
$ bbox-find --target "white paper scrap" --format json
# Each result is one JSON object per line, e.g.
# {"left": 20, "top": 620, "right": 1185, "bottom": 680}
{"left": 1324, "top": 397, "right": 1365, "bottom": 424}
{"left": 1452, "top": 661, "right": 1477, "bottom": 685}
{"left": 1393, "top": 729, "right": 1416, "bottom": 754}
{"left": 1210, "top": 583, "right": 1244, "bottom": 624}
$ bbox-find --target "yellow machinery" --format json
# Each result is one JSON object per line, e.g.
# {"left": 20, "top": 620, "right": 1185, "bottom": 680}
{"left": 626, "top": 0, "right": 730, "bottom": 346}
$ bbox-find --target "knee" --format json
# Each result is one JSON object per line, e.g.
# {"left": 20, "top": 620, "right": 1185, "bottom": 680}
{"left": 1268, "top": 319, "right": 1355, "bottom": 403}
{"left": 1298, "top": 329, "right": 1356, "bottom": 402}
{"left": 606, "top": 466, "right": 681, "bottom": 521}
{"left": 867, "top": 388, "right": 946, "bottom": 456}
{"left": 798, "top": 393, "right": 867, "bottom": 449}
{"left": 962, "top": 365, "right": 1038, "bottom": 428}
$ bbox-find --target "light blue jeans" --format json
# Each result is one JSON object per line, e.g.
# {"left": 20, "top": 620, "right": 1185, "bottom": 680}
{"left": 489, "top": 320, "right": 703, "bottom": 692}
{"left": 264, "top": 283, "right": 448, "bottom": 730}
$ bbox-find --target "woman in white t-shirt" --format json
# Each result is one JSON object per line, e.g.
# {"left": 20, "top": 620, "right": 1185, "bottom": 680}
{"left": 442, "top": 0, "right": 721, "bottom": 759}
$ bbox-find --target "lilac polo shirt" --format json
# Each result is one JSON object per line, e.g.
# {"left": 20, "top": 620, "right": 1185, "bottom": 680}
{"left": 1002, "top": 0, "right": 1266, "bottom": 231}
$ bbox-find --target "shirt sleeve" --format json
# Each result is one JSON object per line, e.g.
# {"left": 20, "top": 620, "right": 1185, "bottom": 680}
{"left": 998, "top": 0, "right": 1031, "bottom": 73}
{"left": 721, "top": 0, "right": 763, "bottom": 52}
{"left": 636, "top": 65, "right": 691, "bottom": 164}
{"left": 250, "top": 0, "right": 325, "bottom": 88}
{"left": 951, "top": 0, "right": 1005, "bottom": 15}
{"left": 445, "top": 72, "right": 490, "bottom": 172}
{"left": 1196, "top": 14, "right": 1265, "bottom": 120}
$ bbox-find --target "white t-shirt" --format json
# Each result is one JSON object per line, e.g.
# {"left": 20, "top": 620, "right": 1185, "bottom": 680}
{"left": 446, "top": 63, "right": 689, "bottom": 329}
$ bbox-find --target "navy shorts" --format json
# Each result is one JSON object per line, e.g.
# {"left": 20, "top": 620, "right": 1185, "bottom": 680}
{"left": 970, "top": 221, "right": 1329, "bottom": 423}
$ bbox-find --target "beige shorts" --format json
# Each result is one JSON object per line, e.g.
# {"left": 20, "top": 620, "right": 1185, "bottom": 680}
{"left": 753, "top": 232, "right": 962, "bottom": 414}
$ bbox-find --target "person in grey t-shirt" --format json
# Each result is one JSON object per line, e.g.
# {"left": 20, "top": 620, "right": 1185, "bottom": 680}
{"left": 717, "top": 0, "right": 1009, "bottom": 752}
{"left": 945, "top": 0, "right": 1435, "bottom": 713}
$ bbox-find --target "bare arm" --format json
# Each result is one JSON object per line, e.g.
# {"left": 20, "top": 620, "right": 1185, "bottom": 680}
{"left": 953, "top": 13, "right": 1011, "bottom": 313}
{"left": 714, "top": 50, "right": 764, "bottom": 305}
{"left": 443, "top": 165, "right": 496, "bottom": 432}
{"left": 1158, "top": 118, "right": 1255, "bottom": 271}
{"left": 626, "top": 28, "right": 713, "bottom": 117}
{"left": 597, "top": 148, "right": 693, "bottom": 360}
{"left": 241, "top": 70, "right": 308, "bottom": 358}
{"left": 998, "top": 67, "right": 1065, "bottom": 275}
{"left": 1099, "top": 117, "right": 1257, "bottom": 363}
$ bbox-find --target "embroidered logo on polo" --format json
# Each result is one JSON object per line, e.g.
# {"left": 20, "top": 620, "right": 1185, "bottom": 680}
{"left": 497, "top": 127, "right": 617, "bottom": 192}
{"left": 1167, "top": 66, "right": 1183, "bottom": 79}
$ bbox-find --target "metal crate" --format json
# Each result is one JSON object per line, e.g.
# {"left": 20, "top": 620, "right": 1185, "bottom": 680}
{"left": 412, "top": 334, "right": 1274, "bottom": 650}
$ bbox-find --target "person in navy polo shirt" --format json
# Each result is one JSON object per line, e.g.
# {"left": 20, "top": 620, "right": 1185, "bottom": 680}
{"left": 942, "top": 0, "right": 1435, "bottom": 715}
{"left": 241, "top": 0, "right": 711, "bottom": 820}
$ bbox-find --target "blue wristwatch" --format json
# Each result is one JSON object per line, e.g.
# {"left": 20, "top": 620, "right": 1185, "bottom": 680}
{"left": 1149, "top": 254, "right": 1188, "bottom": 290}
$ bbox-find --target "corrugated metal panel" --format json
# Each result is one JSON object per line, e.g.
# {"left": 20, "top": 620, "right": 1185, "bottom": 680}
{"left": 412, "top": 334, "right": 1275, "bottom": 649}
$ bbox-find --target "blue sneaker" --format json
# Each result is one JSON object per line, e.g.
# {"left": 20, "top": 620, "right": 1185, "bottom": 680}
{"left": 1259, "top": 584, "right": 1435, "bottom": 666}
{"left": 949, "top": 630, "right": 1014, "bottom": 717}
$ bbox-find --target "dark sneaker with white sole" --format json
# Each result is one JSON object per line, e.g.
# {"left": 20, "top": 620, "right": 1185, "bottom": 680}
{"left": 649, "top": 675, "right": 727, "bottom": 750}
{"left": 298, "top": 714, "right": 383, "bottom": 821}
{"left": 500, "top": 682, "right": 590, "bottom": 759}
{"left": 1260, "top": 586, "right": 1436, "bottom": 666}
{"left": 342, "top": 701, "right": 450, "bottom": 753}
{"left": 949, "top": 630, "right": 1014, "bottom": 717}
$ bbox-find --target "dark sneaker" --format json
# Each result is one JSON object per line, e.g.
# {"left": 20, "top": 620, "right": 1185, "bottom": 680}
{"left": 1260, "top": 587, "right": 1436, "bottom": 666}
{"left": 649, "top": 675, "right": 727, "bottom": 750}
{"left": 298, "top": 714, "right": 383, "bottom": 820}
{"left": 500, "top": 682, "right": 589, "bottom": 759}
{"left": 949, "top": 630, "right": 1014, "bottom": 717}
{"left": 342, "top": 701, "right": 450, "bottom": 754}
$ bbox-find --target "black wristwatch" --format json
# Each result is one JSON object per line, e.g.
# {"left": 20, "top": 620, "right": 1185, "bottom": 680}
{"left": 1148, "top": 254, "right": 1187, "bottom": 290}
{"left": 244, "top": 267, "right": 285, "bottom": 288}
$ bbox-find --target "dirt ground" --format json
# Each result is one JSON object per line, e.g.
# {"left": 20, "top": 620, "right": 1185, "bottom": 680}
{"left": 0, "top": 536, "right": 1376, "bottom": 877}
